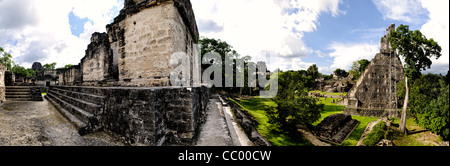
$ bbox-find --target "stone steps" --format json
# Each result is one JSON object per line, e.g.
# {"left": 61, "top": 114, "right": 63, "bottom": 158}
{"left": 45, "top": 94, "right": 88, "bottom": 131}
{"left": 46, "top": 86, "right": 105, "bottom": 135}
{"left": 48, "top": 89, "right": 103, "bottom": 114}
{"left": 5, "top": 86, "right": 43, "bottom": 101}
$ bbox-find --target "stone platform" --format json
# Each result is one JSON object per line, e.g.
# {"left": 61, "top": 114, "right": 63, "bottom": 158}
{"left": 46, "top": 85, "right": 210, "bottom": 146}
{"left": 315, "top": 114, "right": 359, "bottom": 144}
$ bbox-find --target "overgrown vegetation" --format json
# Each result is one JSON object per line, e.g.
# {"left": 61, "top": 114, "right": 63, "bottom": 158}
{"left": 349, "top": 59, "right": 370, "bottom": 81}
{"left": 230, "top": 97, "right": 313, "bottom": 146}
{"left": 397, "top": 73, "right": 449, "bottom": 140}
{"left": 265, "top": 70, "right": 323, "bottom": 131}
{"left": 363, "top": 121, "right": 387, "bottom": 146}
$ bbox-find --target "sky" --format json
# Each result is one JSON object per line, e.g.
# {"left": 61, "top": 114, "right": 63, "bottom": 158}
{"left": 0, "top": 0, "right": 448, "bottom": 75}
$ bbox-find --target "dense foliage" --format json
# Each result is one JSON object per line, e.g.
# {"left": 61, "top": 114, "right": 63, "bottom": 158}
{"left": 199, "top": 37, "right": 258, "bottom": 96}
{"left": 398, "top": 73, "right": 449, "bottom": 140}
{"left": 265, "top": 71, "right": 323, "bottom": 130}
{"left": 333, "top": 68, "right": 349, "bottom": 78}
{"left": 389, "top": 24, "right": 442, "bottom": 133}
{"left": 0, "top": 47, "right": 13, "bottom": 71}
{"left": 363, "top": 121, "right": 387, "bottom": 146}
{"left": 349, "top": 59, "right": 370, "bottom": 81}
{"left": 389, "top": 24, "right": 441, "bottom": 81}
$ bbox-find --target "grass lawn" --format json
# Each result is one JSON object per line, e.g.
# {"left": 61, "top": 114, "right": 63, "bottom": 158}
{"left": 231, "top": 94, "right": 378, "bottom": 146}
{"left": 390, "top": 118, "right": 443, "bottom": 146}
{"left": 229, "top": 97, "right": 313, "bottom": 146}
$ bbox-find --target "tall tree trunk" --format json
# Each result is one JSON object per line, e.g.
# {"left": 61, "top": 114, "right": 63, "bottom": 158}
{"left": 400, "top": 77, "right": 409, "bottom": 134}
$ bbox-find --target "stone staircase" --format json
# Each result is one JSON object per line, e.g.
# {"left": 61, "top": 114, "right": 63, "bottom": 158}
{"left": 6, "top": 86, "right": 43, "bottom": 101}
{"left": 45, "top": 86, "right": 105, "bottom": 135}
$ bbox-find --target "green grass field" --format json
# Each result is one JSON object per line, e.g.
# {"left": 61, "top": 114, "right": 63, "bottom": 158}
{"left": 231, "top": 93, "right": 378, "bottom": 146}
{"left": 230, "top": 97, "right": 313, "bottom": 146}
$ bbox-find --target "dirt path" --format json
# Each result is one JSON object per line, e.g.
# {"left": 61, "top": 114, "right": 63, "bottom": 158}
{"left": 0, "top": 99, "right": 123, "bottom": 146}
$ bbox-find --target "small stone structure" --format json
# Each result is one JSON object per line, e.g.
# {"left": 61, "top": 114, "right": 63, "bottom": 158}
{"left": 81, "top": 32, "right": 117, "bottom": 85}
{"left": 343, "top": 24, "right": 404, "bottom": 118}
{"left": 315, "top": 113, "right": 359, "bottom": 144}
{"left": 315, "top": 76, "right": 355, "bottom": 93}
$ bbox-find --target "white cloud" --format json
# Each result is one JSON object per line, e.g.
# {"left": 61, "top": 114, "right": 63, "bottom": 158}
{"left": 191, "top": 0, "right": 344, "bottom": 71}
{"left": 328, "top": 42, "right": 380, "bottom": 70}
{"left": 372, "top": 0, "right": 428, "bottom": 23}
{"left": 0, "top": 0, "right": 122, "bottom": 68}
{"left": 419, "top": 0, "right": 449, "bottom": 74}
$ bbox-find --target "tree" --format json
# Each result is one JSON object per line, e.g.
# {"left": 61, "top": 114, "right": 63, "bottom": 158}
{"left": 43, "top": 62, "right": 57, "bottom": 70}
{"left": 307, "top": 64, "right": 319, "bottom": 79}
{"left": 0, "top": 47, "right": 13, "bottom": 71}
{"left": 333, "top": 68, "right": 348, "bottom": 78}
{"left": 398, "top": 74, "right": 449, "bottom": 140}
{"left": 389, "top": 24, "right": 442, "bottom": 133}
{"left": 12, "top": 63, "right": 29, "bottom": 78}
{"left": 64, "top": 64, "right": 74, "bottom": 69}
{"left": 265, "top": 71, "right": 323, "bottom": 130}
{"left": 349, "top": 59, "right": 370, "bottom": 80}
{"left": 200, "top": 37, "right": 255, "bottom": 96}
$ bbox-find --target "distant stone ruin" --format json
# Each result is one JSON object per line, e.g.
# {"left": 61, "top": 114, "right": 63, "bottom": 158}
{"left": 343, "top": 24, "right": 404, "bottom": 118}
{"left": 43, "top": 0, "right": 210, "bottom": 146}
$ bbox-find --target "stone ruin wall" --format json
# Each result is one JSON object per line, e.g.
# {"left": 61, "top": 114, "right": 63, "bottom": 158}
{"left": 106, "top": 0, "right": 197, "bottom": 87}
{"left": 81, "top": 32, "right": 116, "bottom": 86}
{"left": 56, "top": 0, "right": 198, "bottom": 88}
{"left": 0, "top": 63, "right": 6, "bottom": 102}
{"left": 343, "top": 24, "right": 404, "bottom": 118}
{"left": 47, "top": 0, "right": 208, "bottom": 145}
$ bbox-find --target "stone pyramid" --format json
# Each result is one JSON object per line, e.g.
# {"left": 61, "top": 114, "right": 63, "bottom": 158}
{"left": 343, "top": 24, "right": 404, "bottom": 118}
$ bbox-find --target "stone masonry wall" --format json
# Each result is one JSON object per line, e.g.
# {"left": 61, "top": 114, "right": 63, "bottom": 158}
{"left": 101, "top": 86, "right": 209, "bottom": 145}
{"left": 0, "top": 63, "right": 6, "bottom": 102}
{"left": 106, "top": 0, "right": 198, "bottom": 87}
{"left": 62, "top": 65, "right": 82, "bottom": 86}
{"left": 81, "top": 32, "right": 116, "bottom": 85}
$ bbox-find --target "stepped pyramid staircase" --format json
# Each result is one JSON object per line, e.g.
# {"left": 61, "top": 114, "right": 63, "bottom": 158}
{"left": 45, "top": 86, "right": 105, "bottom": 135}
{"left": 5, "top": 86, "right": 43, "bottom": 101}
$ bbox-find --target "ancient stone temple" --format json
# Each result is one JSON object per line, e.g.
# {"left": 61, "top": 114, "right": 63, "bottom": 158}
{"left": 45, "top": 0, "right": 209, "bottom": 146}
{"left": 106, "top": 0, "right": 198, "bottom": 87}
{"left": 343, "top": 24, "right": 404, "bottom": 118}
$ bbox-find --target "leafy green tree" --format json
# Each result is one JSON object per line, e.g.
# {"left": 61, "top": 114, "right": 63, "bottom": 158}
{"left": 349, "top": 59, "right": 370, "bottom": 80}
{"left": 26, "top": 68, "right": 38, "bottom": 77}
{"left": 389, "top": 24, "right": 442, "bottom": 133}
{"left": 265, "top": 71, "right": 323, "bottom": 130}
{"left": 200, "top": 37, "right": 258, "bottom": 97}
{"left": 333, "top": 68, "right": 349, "bottom": 78}
{"left": 12, "top": 63, "right": 29, "bottom": 78}
{"left": 64, "top": 64, "right": 74, "bottom": 69}
{"left": 0, "top": 47, "right": 13, "bottom": 71}
{"left": 43, "top": 62, "right": 57, "bottom": 70}
{"left": 307, "top": 64, "right": 319, "bottom": 79}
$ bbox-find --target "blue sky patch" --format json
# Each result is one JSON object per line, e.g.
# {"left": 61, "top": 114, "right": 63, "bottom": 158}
{"left": 68, "top": 11, "right": 90, "bottom": 37}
